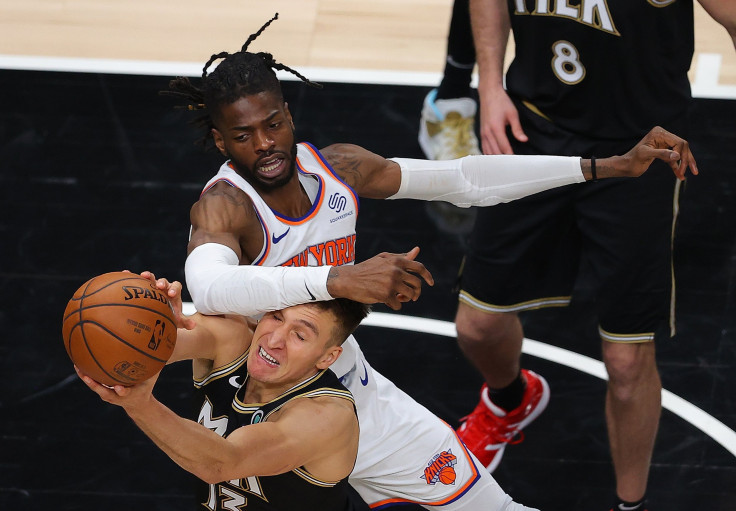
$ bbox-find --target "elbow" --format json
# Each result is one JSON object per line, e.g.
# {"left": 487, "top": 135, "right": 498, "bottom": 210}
{"left": 196, "top": 461, "right": 232, "bottom": 485}
{"left": 199, "top": 461, "right": 255, "bottom": 485}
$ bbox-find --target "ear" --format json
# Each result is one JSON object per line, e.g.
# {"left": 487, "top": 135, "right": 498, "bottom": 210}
{"left": 316, "top": 345, "right": 343, "bottom": 370}
{"left": 212, "top": 128, "right": 227, "bottom": 157}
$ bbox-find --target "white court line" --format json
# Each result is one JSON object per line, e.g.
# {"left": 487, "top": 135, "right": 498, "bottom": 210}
{"left": 181, "top": 303, "right": 736, "bottom": 458}
{"left": 2, "top": 53, "right": 736, "bottom": 99}
{"left": 359, "top": 311, "right": 736, "bottom": 458}
{"left": 0, "top": 54, "right": 444, "bottom": 87}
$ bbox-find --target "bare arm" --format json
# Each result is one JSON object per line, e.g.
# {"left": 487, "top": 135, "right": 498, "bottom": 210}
{"left": 320, "top": 143, "right": 403, "bottom": 198}
{"left": 584, "top": 126, "right": 698, "bottom": 181}
{"left": 470, "top": 0, "right": 509, "bottom": 100}
{"left": 470, "top": 0, "right": 527, "bottom": 154}
{"left": 167, "top": 313, "right": 252, "bottom": 365}
{"left": 188, "top": 182, "right": 263, "bottom": 261}
{"left": 699, "top": 0, "right": 736, "bottom": 49}
{"left": 76, "top": 373, "right": 357, "bottom": 483}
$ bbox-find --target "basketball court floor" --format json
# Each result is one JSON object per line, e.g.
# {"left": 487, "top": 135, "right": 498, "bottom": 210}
{"left": 1, "top": 2, "right": 734, "bottom": 510}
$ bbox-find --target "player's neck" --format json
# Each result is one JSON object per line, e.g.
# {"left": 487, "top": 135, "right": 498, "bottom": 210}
{"left": 246, "top": 370, "right": 319, "bottom": 404}
{"left": 259, "top": 177, "right": 313, "bottom": 218}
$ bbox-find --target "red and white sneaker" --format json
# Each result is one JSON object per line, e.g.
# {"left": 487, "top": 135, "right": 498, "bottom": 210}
{"left": 457, "top": 369, "right": 550, "bottom": 473}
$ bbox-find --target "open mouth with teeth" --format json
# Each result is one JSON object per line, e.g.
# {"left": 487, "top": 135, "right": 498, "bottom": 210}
{"left": 258, "top": 155, "right": 285, "bottom": 177}
{"left": 259, "top": 346, "right": 280, "bottom": 366}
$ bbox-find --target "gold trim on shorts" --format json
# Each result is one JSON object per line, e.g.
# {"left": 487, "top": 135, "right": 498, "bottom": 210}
{"left": 458, "top": 290, "right": 571, "bottom": 313}
{"left": 598, "top": 327, "right": 654, "bottom": 344}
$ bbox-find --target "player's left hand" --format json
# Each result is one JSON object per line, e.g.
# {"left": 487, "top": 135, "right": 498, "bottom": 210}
{"left": 614, "top": 126, "right": 699, "bottom": 180}
{"left": 75, "top": 365, "right": 159, "bottom": 411}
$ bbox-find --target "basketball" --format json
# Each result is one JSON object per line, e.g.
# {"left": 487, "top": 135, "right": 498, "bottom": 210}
{"left": 62, "top": 271, "right": 177, "bottom": 387}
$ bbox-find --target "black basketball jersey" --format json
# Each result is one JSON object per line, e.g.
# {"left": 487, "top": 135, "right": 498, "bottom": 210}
{"left": 505, "top": 0, "right": 694, "bottom": 139}
{"left": 193, "top": 356, "right": 358, "bottom": 511}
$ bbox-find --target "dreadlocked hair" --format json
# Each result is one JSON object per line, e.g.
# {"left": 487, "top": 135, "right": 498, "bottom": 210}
{"left": 162, "top": 13, "right": 321, "bottom": 149}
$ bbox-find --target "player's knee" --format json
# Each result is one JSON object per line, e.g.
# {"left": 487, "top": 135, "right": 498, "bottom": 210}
{"left": 455, "top": 306, "right": 518, "bottom": 348}
{"left": 602, "top": 342, "right": 659, "bottom": 400}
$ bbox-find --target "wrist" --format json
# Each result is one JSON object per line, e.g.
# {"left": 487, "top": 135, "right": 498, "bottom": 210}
{"left": 583, "top": 156, "right": 622, "bottom": 180}
{"left": 325, "top": 266, "right": 344, "bottom": 298}
{"left": 477, "top": 76, "right": 506, "bottom": 96}
{"left": 124, "top": 393, "right": 159, "bottom": 420}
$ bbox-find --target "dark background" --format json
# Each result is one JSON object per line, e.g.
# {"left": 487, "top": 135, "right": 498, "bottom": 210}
{"left": 0, "top": 69, "right": 734, "bottom": 510}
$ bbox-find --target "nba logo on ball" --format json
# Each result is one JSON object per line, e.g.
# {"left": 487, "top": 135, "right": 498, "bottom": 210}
{"left": 62, "top": 272, "right": 178, "bottom": 387}
{"left": 148, "top": 320, "right": 167, "bottom": 350}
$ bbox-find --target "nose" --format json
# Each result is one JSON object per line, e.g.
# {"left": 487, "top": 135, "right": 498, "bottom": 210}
{"left": 265, "top": 326, "right": 286, "bottom": 349}
{"left": 254, "top": 129, "right": 274, "bottom": 152}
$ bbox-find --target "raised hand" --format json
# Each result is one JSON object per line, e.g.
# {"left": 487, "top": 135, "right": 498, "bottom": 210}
{"left": 326, "top": 246, "right": 434, "bottom": 310}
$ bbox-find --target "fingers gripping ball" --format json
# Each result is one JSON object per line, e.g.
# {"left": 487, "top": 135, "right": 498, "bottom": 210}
{"left": 62, "top": 272, "right": 177, "bottom": 386}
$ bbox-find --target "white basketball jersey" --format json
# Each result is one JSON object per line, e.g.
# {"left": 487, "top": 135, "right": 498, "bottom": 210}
{"left": 200, "top": 142, "right": 359, "bottom": 269}
{"left": 199, "top": 142, "right": 361, "bottom": 378}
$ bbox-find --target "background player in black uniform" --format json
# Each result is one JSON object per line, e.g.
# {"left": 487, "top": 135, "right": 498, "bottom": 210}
{"left": 456, "top": 1, "right": 736, "bottom": 510}
{"left": 77, "top": 275, "right": 371, "bottom": 511}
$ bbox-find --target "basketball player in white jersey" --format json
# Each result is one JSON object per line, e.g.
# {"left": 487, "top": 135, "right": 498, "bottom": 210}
{"left": 168, "top": 15, "right": 696, "bottom": 511}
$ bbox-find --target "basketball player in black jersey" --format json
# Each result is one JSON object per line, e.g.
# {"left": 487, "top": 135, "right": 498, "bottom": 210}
{"left": 456, "top": 2, "right": 736, "bottom": 510}
{"left": 77, "top": 277, "right": 371, "bottom": 511}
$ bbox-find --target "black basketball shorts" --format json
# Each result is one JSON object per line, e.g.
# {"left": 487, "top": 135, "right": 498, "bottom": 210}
{"left": 458, "top": 103, "right": 683, "bottom": 342}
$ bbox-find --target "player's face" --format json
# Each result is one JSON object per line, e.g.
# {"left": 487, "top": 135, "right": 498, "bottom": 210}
{"left": 248, "top": 304, "right": 342, "bottom": 387}
{"left": 212, "top": 91, "right": 297, "bottom": 192}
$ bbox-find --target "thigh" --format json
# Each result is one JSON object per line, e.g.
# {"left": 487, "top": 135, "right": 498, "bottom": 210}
{"left": 577, "top": 159, "right": 679, "bottom": 340}
{"left": 459, "top": 185, "right": 580, "bottom": 312}
{"left": 459, "top": 105, "right": 586, "bottom": 312}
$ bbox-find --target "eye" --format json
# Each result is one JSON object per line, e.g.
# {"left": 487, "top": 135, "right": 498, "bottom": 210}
{"left": 294, "top": 331, "right": 305, "bottom": 341}
{"left": 235, "top": 133, "right": 250, "bottom": 142}
{"left": 266, "top": 312, "right": 283, "bottom": 323}
{"left": 269, "top": 121, "right": 281, "bottom": 129}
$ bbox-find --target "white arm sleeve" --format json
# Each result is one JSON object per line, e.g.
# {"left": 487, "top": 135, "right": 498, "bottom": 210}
{"left": 185, "top": 243, "right": 333, "bottom": 316}
{"left": 386, "top": 155, "right": 585, "bottom": 207}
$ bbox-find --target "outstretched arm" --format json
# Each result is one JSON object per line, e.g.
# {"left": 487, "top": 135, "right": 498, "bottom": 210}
{"left": 186, "top": 242, "right": 434, "bottom": 314}
{"left": 386, "top": 126, "right": 697, "bottom": 207}
{"left": 76, "top": 371, "right": 357, "bottom": 483}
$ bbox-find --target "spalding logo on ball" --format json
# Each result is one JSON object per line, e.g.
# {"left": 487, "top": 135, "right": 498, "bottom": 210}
{"left": 62, "top": 271, "right": 177, "bottom": 386}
